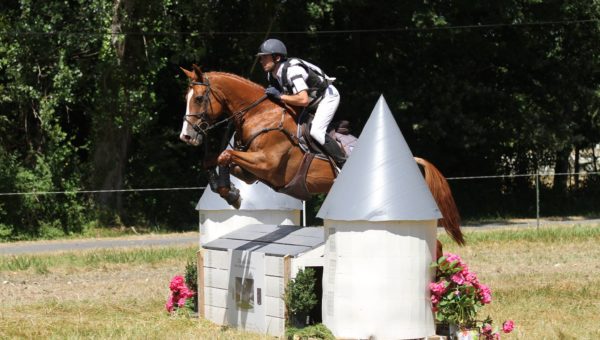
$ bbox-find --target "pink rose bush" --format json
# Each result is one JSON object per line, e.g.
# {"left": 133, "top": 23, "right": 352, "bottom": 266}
{"left": 430, "top": 253, "right": 515, "bottom": 338}
{"left": 165, "top": 275, "right": 196, "bottom": 313}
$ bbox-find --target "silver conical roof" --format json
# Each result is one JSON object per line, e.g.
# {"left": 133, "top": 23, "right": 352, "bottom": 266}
{"left": 317, "top": 95, "right": 441, "bottom": 221}
{"left": 196, "top": 138, "right": 303, "bottom": 211}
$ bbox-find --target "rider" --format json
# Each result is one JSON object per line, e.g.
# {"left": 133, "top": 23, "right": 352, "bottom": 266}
{"left": 256, "top": 38, "right": 346, "bottom": 168}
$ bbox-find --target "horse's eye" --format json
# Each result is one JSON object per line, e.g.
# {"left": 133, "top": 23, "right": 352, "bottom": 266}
{"left": 194, "top": 95, "right": 203, "bottom": 104}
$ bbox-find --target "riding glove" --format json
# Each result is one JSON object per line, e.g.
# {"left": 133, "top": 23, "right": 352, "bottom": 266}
{"left": 265, "top": 86, "right": 282, "bottom": 101}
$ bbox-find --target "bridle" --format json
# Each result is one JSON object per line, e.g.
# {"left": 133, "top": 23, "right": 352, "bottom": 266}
{"left": 183, "top": 77, "right": 267, "bottom": 139}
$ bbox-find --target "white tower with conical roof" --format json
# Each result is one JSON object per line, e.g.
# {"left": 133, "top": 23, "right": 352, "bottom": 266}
{"left": 196, "top": 140, "right": 303, "bottom": 245}
{"left": 318, "top": 95, "right": 440, "bottom": 339}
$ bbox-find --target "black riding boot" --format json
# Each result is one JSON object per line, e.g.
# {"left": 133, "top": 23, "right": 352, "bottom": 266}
{"left": 322, "top": 134, "right": 347, "bottom": 168}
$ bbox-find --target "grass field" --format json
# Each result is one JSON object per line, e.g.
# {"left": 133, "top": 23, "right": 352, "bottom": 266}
{"left": 1, "top": 224, "right": 599, "bottom": 339}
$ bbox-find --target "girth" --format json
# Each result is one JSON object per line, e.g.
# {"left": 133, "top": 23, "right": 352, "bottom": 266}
{"left": 274, "top": 152, "right": 315, "bottom": 200}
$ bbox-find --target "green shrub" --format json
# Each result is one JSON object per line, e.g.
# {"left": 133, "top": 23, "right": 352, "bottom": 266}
{"left": 285, "top": 324, "right": 335, "bottom": 340}
{"left": 284, "top": 267, "right": 318, "bottom": 327}
{"left": 185, "top": 257, "right": 198, "bottom": 312}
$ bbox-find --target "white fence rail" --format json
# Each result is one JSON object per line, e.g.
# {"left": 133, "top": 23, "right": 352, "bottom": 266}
{"left": 447, "top": 171, "right": 600, "bottom": 228}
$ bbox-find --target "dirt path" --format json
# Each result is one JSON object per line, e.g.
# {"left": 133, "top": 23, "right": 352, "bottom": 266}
{"left": 1, "top": 217, "right": 599, "bottom": 256}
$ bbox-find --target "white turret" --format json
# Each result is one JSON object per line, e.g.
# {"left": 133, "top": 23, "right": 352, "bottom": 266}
{"left": 318, "top": 95, "right": 440, "bottom": 339}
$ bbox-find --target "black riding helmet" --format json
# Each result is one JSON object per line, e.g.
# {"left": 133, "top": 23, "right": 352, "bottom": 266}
{"left": 256, "top": 39, "right": 287, "bottom": 58}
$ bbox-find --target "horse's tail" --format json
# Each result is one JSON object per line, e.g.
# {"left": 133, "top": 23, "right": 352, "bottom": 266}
{"left": 414, "top": 157, "right": 465, "bottom": 246}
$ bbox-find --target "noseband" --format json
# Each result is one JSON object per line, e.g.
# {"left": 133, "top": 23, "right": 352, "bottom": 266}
{"left": 183, "top": 77, "right": 268, "bottom": 139}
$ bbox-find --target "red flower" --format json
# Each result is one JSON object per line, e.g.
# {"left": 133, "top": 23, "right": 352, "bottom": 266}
{"left": 502, "top": 320, "right": 515, "bottom": 333}
{"left": 166, "top": 275, "right": 196, "bottom": 313}
{"left": 169, "top": 275, "right": 186, "bottom": 291}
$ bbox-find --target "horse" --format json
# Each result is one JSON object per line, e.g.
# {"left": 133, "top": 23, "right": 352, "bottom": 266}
{"left": 178, "top": 65, "right": 465, "bottom": 256}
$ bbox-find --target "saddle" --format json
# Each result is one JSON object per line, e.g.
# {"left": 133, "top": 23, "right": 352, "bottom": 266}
{"left": 296, "top": 112, "right": 331, "bottom": 161}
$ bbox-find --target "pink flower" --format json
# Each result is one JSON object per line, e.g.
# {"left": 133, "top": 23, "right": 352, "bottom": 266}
{"left": 182, "top": 287, "right": 196, "bottom": 299}
{"left": 478, "top": 284, "right": 492, "bottom": 304}
{"left": 177, "top": 295, "right": 188, "bottom": 307}
{"left": 431, "top": 294, "right": 440, "bottom": 305}
{"left": 165, "top": 295, "right": 175, "bottom": 312}
{"left": 444, "top": 253, "right": 463, "bottom": 266}
{"left": 502, "top": 320, "right": 514, "bottom": 333}
{"left": 451, "top": 272, "right": 465, "bottom": 285}
{"left": 463, "top": 270, "right": 479, "bottom": 285}
{"left": 481, "top": 323, "right": 492, "bottom": 333}
{"left": 429, "top": 281, "right": 447, "bottom": 296}
{"left": 169, "top": 275, "right": 186, "bottom": 291}
{"left": 166, "top": 275, "right": 196, "bottom": 313}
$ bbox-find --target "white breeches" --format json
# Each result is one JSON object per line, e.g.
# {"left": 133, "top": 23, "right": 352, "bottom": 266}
{"left": 310, "top": 85, "right": 340, "bottom": 145}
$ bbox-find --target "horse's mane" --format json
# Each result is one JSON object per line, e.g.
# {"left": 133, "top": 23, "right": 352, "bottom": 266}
{"left": 207, "top": 71, "right": 299, "bottom": 119}
{"left": 208, "top": 71, "right": 264, "bottom": 92}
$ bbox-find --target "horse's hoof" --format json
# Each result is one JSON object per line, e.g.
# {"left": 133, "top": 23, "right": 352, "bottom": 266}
{"left": 232, "top": 197, "right": 242, "bottom": 209}
{"left": 223, "top": 185, "right": 241, "bottom": 209}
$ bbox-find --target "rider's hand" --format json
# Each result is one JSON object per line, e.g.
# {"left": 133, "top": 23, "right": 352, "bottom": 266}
{"left": 265, "top": 86, "right": 282, "bottom": 101}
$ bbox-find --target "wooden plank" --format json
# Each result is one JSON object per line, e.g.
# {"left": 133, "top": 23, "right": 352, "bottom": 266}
{"left": 265, "top": 295, "right": 285, "bottom": 318}
{"left": 283, "top": 255, "right": 291, "bottom": 321}
{"left": 265, "top": 316, "right": 286, "bottom": 337}
{"left": 205, "top": 305, "right": 227, "bottom": 326}
{"left": 265, "top": 256, "right": 284, "bottom": 276}
{"left": 197, "top": 250, "right": 205, "bottom": 318}
{"left": 205, "top": 287, "right": 229, "bottom": 308}
{"left": 204, "top": 267, "right": 229, "bottom": 289}
{"left": 265, "top": 275, "right": 285, "bottom": 298}
{"left": 204, "top": 249, "right": 230, "bottom": 269}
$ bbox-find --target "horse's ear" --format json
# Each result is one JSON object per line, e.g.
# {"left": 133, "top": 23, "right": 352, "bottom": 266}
{"left": 180, "top": 66, "right": 196, "bottom": 81}
{"left": 192, "top": 64, "right": 204, "bottom": 82}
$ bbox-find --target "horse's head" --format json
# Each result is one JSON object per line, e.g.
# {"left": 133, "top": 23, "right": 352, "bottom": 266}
{"left": 179, "top": 65, "right": 227, "bottom": 146}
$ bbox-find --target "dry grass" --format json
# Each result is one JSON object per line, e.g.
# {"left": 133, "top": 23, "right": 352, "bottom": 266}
{"left": 441, "top": 224, "right": 600, "bottom": 339}
{"left": 1, "top": 225, "right": 599, "bottom": 339}
{"left": 0, "top": 247, "right": 265, "bottom": 339}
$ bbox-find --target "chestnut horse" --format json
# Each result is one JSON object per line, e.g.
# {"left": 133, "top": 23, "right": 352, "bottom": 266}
{"left": 179, "top": 65, "right": 464, "bottom": 253}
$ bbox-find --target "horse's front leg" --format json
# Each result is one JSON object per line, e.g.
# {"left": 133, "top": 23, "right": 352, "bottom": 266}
{"left": 218, "top": 149, "right": 276, "bottom": 180}
{"left": 204, "top": 165, "right": 242, "bottom": 209}
{"left": 214, "top": 165, "right": 242, "bottom": 209}
{"left": 214, "top": 149, "right": 274, "bottom": 208}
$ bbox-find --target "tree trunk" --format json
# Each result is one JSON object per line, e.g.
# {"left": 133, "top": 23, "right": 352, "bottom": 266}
{"left": 91, "top": 0, "right": 146, "bottom": 219}
{"left": 553, "top": 148, "right": 571, "bottom": 193}
{"left": 574, "top": 147, "right": 580, "bottom": 188}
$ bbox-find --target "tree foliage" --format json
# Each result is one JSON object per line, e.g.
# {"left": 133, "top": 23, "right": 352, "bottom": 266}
{"left": 1, "top": 0, "right": 599, "bottom": 237}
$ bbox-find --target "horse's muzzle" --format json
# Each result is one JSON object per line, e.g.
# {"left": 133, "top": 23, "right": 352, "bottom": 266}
{"left": 180, "top": 133, "right": 203, "bottom": 146}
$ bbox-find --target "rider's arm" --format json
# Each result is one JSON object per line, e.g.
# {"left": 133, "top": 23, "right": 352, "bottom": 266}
{"left": 281, "top": 65, "right": 310, "bottom": 107}
{"left": 281, "top": 90, "right": 309, "bottom": 107}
